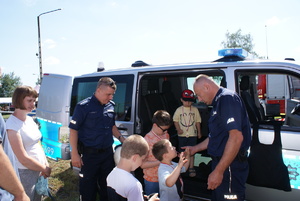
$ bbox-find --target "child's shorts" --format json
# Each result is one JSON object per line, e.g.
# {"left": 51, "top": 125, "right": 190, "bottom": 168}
{"left": 178, "top": 136, "right": 197, "bottom": 152}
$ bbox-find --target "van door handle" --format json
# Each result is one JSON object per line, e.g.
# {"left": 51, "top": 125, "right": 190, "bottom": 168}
{"left": 117, "top": 127, "right": 128, "bottom": 131}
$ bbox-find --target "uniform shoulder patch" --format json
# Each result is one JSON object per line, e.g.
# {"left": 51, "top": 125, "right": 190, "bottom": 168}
{"left": 109, "top": 100, "right": 115, "bottom": 106}
{"left": 79, "top": 97, "right": 91, "bottom": 105}
{"left": 227, "top": 117, "right": 235, "bottom": 124}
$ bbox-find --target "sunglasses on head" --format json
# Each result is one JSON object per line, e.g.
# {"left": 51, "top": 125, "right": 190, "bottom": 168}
{"left": 108, "top": 81, "right": 115, "bottom": 86}
{"left": 100, "top": 80, "right": 116, "bottom": 87}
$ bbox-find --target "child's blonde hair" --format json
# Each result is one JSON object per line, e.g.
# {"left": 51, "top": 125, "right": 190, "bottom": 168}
{"left": 121, "top": 135, "right": 149, "bottom": 159}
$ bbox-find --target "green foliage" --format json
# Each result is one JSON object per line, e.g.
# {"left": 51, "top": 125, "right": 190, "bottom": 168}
{"left": 0, "top": 72, "right": 22, "bottom": 97}
{"left": 36, "top": 77, "right": 41, "bottom": 86}
{"left": 221, "top": 29, "right": 259, "bottom": 57}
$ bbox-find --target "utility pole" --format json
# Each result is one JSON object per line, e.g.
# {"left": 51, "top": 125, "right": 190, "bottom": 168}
{"left": 37, "top": 8, "right": 61, "bottom": 83}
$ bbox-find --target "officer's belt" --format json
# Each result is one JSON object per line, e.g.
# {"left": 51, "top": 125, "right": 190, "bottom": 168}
{"left": 211, "top": 150, "right": 248, "bottom": 163}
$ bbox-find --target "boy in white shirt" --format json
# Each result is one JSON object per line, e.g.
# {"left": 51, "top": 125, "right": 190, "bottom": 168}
{"left": 107, "top": 135, "right": 159, "bottom": 201}
{"left": 152, "top": 139, "right": 190, "bottom": 201}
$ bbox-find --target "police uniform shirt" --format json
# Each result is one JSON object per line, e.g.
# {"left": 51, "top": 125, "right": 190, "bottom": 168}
{"left": 208, "top": 88, "right": 251, "bottom": 157}
{"left": 69, "top": 95, "right": 116, "bottom": 149}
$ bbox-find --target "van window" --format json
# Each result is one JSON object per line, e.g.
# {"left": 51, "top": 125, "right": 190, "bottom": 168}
{"left": 187, "top": 75, "right": 224, "bottom": 90}
{"left": 289, "top": 75, "right": 300, "bottom": 99}
{"left": 236, "top": 72, "right": 300, "bottom": 128}
{"left": 70, "top": 74, "right": 134, "bottom": 121}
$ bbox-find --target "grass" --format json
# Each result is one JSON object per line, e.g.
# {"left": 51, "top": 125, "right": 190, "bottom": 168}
{"left": 43, "top": 159, "right": 79, "bottom": 201}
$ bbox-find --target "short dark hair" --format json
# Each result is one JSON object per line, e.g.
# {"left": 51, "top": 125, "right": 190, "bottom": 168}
{"left": 152, "top": 110, "right": 172, "bottom": 126}
{"left": 121, "top": 135, "right": 149, "bottom": 159}
{"left": 97, "top": 77, "right": 116, "bottom": 90}
{"left": 152, "top": 139, "right": 169, "bottom": 161}
{"left": 12, "top": 86, "right": 38, "bottom": 109}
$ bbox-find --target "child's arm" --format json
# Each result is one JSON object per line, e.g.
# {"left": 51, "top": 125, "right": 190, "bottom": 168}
{"left": 174, "top": 121, "right": 183, "bottom": 134}
{"left": 183, "top": 148, "right": 191, "bottom": 170}
{"left": 140, "top": 141, "right": 160, "bottom": 169}
{"left": 196, "top": 122, "right": 202, "bottom": 139}
{"left": 145, "top": 193, "right": 160, "bottom": 201}
{"left": 140, "top": 150, "right": 160, "bottom": 169}
{"left": 140, "top": 160, "right": 160, "bottom": 169}
{"left": 165, "top": 152, "right": 188, "bottom": 187}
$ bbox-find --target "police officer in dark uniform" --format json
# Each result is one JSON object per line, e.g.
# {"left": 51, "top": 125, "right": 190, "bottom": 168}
{"left": 183, "top": 74, "right": 251, "bottom": 201}
{"left": 69, "top": 77, "right": 125, "bottom": 201}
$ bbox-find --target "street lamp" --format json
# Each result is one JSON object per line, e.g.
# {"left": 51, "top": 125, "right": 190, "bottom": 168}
{"left": 265, "top": 25, "right": 269, "bottom": 60}
{"left": 37, "top": 8, "right": 61, "bottom": 83}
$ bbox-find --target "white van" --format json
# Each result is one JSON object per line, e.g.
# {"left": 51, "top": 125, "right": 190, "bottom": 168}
{"left": 36, "top": 49, "right": 300, "bottom": 201}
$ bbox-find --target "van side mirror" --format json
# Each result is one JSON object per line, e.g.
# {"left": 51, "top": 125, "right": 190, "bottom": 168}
{"left": 291, "top": 103, "right": 300, "bottom": 115}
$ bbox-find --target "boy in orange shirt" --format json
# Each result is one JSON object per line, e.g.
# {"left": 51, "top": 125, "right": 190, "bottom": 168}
{"left": 141, "top": 110, "right": 172, "bottom": 195}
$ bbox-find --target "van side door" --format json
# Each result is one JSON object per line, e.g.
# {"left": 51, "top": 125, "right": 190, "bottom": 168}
{"left": 235, "top": 68, "right": 300, "bottom": 200}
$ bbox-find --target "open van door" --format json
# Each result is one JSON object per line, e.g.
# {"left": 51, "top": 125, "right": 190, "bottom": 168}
{"left": 36, "top": 73, "right": 72, "bottom": 160}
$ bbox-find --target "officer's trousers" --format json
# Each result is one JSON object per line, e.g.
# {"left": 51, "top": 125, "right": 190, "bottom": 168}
{"left": 211, "top": 158, "right": 249, "bottom": 201}
{"left": 79, "top": 148, "right": 114, "bottom": 201}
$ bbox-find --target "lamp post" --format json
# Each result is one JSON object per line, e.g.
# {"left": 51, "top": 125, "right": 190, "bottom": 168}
{"left": 265, "top": 25, "right": 269, "bottom": 60}
{"left": 37, "top": 8, "right": 61, "bottom": 83}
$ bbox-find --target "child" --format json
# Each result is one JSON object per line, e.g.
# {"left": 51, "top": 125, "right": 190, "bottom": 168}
{"left": 173, "top": 89, "right": 202, "bottom": 177}
{"left": 152, "top": 139, "right": 190, "bottom": 201}
{"left": 140, "top": 110, "right": 172, "bottom": 195}
{"left": 107, "top": 135, "right": 159, "bottom": 201}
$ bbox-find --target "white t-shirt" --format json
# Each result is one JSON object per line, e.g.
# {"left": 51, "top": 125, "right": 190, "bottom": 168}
{"left": 158, "top": 162, "right": 186, "bottom": 201}
{"left": 6, "top": 115, "right": 46, "bottom": 169}
{"left": 107, "top": 167, "right": 144, "bottom": 201}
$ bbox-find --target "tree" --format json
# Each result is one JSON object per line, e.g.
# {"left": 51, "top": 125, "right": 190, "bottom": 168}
{"left": 36, "top": 77, "right": 41, "bottom": 86}
{"left": 221, "top": 29, "right": 259, "bottom": 57}
{"left": 0, "top": 72, "right": 22, "bottom": 97}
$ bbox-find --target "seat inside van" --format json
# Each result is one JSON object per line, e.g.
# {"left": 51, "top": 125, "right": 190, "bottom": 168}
{"left": 138, "top": 74, "right": 215, "bottom": 145}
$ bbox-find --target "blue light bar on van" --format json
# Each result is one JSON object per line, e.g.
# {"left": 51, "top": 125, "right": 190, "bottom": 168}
{"left": 218, "top": 48, "right": 248, "bottom": 58}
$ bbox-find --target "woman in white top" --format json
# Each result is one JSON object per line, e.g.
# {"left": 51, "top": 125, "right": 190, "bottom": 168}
{"left": 6, "top": 86, "right": 51, "bottom": 201}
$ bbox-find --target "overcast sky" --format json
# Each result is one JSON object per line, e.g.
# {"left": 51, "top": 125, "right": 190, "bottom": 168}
{"left": 1, "top": 0, "right": 300, "bottom": 87}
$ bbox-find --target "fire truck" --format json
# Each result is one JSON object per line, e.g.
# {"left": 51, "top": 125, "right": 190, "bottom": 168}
{"left": 257, "top": 72, "right": 300, "bottom": 120}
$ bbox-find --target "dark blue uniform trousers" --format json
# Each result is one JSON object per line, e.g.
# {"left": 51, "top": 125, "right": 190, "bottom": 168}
{"left": 79, "top": 148, "right": 114, "bottom": 201}
{"left": 211, "top": 158, "right": 249, "bottom": 201}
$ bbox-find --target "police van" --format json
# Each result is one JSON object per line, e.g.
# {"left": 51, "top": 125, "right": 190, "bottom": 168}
{"left": 36, "top": 49, "right": 300, "bottom": 200}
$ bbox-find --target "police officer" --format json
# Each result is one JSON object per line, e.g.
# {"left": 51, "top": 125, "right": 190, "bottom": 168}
{"left": 183, "top": 74, "right": 251, "bottom": 201}
{"left": 69, "top": 77, "right": 125, "bottom": 201}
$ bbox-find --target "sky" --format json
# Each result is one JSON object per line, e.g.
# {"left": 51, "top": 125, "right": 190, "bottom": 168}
{"left": 1, "top": 0, "right": 300, "bottom": 88}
